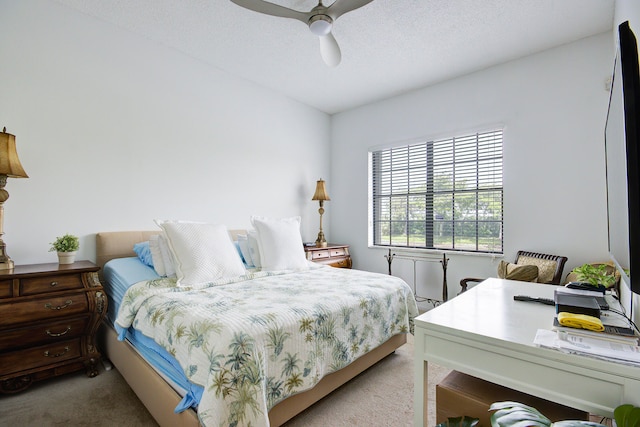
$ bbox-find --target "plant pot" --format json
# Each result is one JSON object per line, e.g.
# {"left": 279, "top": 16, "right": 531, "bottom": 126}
{"left": 57, "top": 251, "right": 77, "bottom": 265}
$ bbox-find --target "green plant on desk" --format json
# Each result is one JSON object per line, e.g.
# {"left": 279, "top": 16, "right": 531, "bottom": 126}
{"left": 571, "top": 263, "right": 617, "bottom": 288}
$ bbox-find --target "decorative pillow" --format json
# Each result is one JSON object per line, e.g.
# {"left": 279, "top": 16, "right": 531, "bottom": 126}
{"left": 497, "top": 260, "right": 539, "bottom": 282}
{"left": 155, "top": 220, "right": 246, "bottom": 287}
{"left": 236, "top": 234, "right": 255, "bottom": 268}
{"left": 247, "top": 230, "right": 262, "bottom": 268}
{"left": 133, "top": 241, "right": 154, "bottom": 268}
{"left": 516, "top": 256, "right": 556, "bottom": 283}
{"left": 148, "top": 234, "right": 166, "bottom": 276}
{"left": 250, "top": 216, "right": 308, "bottom": 271}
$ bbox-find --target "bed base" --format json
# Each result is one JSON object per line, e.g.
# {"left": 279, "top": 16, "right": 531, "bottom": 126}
{"left": 95, "top": 230, "right": 407, "bottom": 426}
{"left": 99, "top": 324, "right": 405, "bottom": 426}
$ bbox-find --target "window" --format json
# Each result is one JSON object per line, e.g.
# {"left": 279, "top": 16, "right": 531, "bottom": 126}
{"left": 369, "top": 129, "right": 503, "bottom": 253}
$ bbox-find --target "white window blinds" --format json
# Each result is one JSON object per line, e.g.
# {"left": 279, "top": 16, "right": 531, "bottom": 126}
{"left": 370, "top": 129, "right": 503, "bottom": 253}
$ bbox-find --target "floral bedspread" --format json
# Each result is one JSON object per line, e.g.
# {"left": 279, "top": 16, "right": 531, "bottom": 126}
{"left": 115, "top": 265, "right": 418, "bottom": 427}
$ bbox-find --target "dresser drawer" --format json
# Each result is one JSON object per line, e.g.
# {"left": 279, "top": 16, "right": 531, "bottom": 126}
{"left": 0, "top": 279, "right": 11, "bottom": 298}
{"left": 21, "top": 273, "right": 84, "bottom": 296}
{"left": 0, "top": 292, "right": 89, "bottom": 327}
{"left": 0, "top": 339, "right": 82, "bottom": 376}
{"left": 0, "top": 316, "right": 89, "bottom": 351}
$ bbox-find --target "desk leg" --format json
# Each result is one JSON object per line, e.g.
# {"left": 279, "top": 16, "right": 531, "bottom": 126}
{"left": 414, "top": 333, "right": 428, "bottom": 426}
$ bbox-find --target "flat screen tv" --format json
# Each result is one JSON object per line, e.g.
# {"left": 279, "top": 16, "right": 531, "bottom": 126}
{"left": 605, "top": 21, "right": 640, "bottom": 296}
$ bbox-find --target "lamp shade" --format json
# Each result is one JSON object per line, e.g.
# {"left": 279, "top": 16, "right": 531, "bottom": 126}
{"left": 312, "top": 179, "right": 330, "bottom": 201}
{"left": 0, "top": 128, "right": 28, "bottom": 178}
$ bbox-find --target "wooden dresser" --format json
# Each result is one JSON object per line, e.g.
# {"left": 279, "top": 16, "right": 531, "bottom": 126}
{"left": 304, "top": 243, "right": 352, "bottom": 268}
{"left": 0, "top": 261, "right": 106, "bottom": 393}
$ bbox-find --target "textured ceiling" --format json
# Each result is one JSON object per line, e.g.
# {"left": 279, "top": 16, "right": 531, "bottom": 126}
{"left": 54, "top": 0, "right": 615, "bottom": 114}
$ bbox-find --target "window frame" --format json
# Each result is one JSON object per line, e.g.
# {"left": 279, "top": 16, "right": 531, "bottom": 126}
{"left": 368, "top": 129, "right": 504, "bottom": 255}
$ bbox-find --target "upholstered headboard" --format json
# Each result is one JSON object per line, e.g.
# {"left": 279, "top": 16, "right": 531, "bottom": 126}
{"left": 95, "top": 229, "right": 247, "bottom": 271}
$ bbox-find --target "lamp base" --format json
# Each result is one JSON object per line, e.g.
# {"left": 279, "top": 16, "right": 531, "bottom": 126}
{"left": 0, "top": 258, "right": 14, "bottom": 271}
{"left": 315, "top": 231, "right": 327, "bottom": 248}
{"left": 0, "top": 237, "right": 14, "bottom": 270}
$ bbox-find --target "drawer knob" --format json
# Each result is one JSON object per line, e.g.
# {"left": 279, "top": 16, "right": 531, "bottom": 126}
{"left": 50, "top": 281, "right": 58, "bottom": 287}
{"left": 44, "top": 346, "right": 70, "bottom": 358}
{"left": 44, "top": 300, "right": 72, "bottom": 310}
{"left": 46, "top": 326, "right": 71, "bottom": 337}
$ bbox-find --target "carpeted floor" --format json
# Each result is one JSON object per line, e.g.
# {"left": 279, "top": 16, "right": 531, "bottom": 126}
{"left": 0, "top": 334, "right": 450, "bottom": 426}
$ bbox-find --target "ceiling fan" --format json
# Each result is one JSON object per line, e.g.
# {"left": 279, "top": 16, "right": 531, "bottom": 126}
{"left": 230, "top": 0, "right": 374, "bottom": 67}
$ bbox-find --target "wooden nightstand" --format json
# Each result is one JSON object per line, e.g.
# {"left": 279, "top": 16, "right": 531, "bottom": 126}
{"left": 0, "top": 261, "right": 106, "bottom": 393}
{"left": 304, "top": 243, "right": 352, "bottom": 269}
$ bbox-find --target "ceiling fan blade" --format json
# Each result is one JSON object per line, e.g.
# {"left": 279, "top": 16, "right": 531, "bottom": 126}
{"left": 319, "top": 33, "right": 341, "bottom": 67}
{"left": 327, "top": 0, "right": 374, "bottom": 20}
{"left": 230, "top": 0, "right": 309, "bottom": 23}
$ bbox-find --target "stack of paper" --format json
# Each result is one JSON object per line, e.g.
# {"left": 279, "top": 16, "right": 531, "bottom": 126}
{"left": 534, "top": 329, "right": 640, "bottom": 366}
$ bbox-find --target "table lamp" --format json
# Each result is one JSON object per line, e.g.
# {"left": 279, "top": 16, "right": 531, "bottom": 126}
{"left": 0, "top": 127, "right": 28, "bottom": 270}
{"left": 312, "top": 178, "right": 330, "bottom": 248}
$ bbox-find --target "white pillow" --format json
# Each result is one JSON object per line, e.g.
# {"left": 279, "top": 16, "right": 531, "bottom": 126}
{"left": 155, "top": 220, "right": 246, "bottom": 287}
{"left": 250, "top": 216, "right": 308, "bottom": 271}
{"left": 148, "top": 234, "right": 165, "bottom": 276}
{"left": 158, "top": 233, "right": 176, "bottom": 278}
{"left": 236, "top": 234, "right": 255, "bottom": 268}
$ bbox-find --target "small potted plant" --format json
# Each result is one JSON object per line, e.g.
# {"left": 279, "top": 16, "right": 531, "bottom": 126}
{"left": 49, "top": 233, "right": 79, "bottom": 264}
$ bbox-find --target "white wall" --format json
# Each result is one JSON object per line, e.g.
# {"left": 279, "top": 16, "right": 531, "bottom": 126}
{"left": 0, "top": 0, "right": 330, "bottom": 265}
{"left": 331, "top": 32, "right": 614, "bottom": 307}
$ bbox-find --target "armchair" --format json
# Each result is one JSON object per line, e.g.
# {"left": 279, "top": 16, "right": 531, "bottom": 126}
{"left": 460, "top": 250, "right": 568, "bottom": 293}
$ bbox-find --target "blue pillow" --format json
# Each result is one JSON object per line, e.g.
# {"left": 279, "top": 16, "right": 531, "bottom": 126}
{"left": 234, "top": 241, "right": 248, "bottom": 267}
{"left": 133, "top": 241, "right": 154, "bottom": 268}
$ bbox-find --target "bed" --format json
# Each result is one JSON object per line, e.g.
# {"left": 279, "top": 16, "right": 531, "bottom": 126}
{"left": 96, "top": 225, "right": 417, "bottom": 427}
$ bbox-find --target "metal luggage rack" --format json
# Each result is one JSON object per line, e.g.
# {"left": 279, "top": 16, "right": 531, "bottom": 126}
{"left": 384, "top": 248, "right": 449, "bottom": 308}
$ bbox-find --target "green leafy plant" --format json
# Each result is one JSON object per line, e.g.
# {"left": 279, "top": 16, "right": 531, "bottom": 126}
{"left": 615, "top": 404, "right": 640, "bottom": 427}
{"left": 436, "top": 416, "right": 479, "bottom": 427}
{"left": 489, "top": 401, "right": 605, "bottom": 426}
{"left": 49, "top": 234, "right": 79, "bottom": 253}
{"left": 571, "top": 263, "right": 617, "bottom": 288}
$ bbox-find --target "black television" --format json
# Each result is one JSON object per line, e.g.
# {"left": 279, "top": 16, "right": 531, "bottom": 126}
{"left": 605, "top": 21, "right": 640, "bottom": 297}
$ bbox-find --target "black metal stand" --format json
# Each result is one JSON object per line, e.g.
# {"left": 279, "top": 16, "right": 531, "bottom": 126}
{"left": 386, "top": 248, "right": 449, "bottom": 308}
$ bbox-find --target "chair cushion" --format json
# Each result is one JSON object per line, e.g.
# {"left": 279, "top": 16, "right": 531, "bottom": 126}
{"left": 516, "top": 256, "right": 557, "bottom": 283}
{"left": 497, "top": 261, "right": 539, "bottom": 282}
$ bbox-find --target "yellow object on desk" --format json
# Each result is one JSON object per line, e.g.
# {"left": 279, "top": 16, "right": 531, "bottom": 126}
{"left": 557, "top": 311, "right": 605, "bottom": 332}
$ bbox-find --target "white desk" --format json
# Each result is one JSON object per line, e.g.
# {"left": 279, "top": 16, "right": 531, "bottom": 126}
{"left": 413, "top": 278, "right": 640, "bottom": 426}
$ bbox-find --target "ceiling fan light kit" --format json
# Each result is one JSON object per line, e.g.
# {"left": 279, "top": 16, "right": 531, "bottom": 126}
{"left": 308, "top": 15, "right": 332, "bottom": 36}
{"left": 230, "top": 0, "right": 374, "bottom": 67}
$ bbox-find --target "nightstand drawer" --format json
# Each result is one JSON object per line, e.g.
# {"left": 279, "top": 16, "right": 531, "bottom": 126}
{"left": 330, "top": 248, "right": 347, "bottom": 257}
{"left": 304, "top": 244, "right": 351, "bottom": 269}
{"left": 0, "top": 292, "right": 89, "bottom": 326}
{"left": 329, "top": 258, "right": 352, "bottom": 269}
{"left": 0, "top": 339, "right": 82, "bottom": 376}
{"left": 0, "top": 316, "right": 89, "bottom": 351}
{"left": 309, "top": 250, "right": 330, "bottom": 260}
{"left": 21, "top": 273, "right": 84, "bottom": 296}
